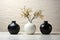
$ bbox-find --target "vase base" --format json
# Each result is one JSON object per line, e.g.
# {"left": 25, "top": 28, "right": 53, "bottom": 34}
{"left": 24, "top": 33, "right": 35, "bottom": 35}
{"left": 10, "top": 33, "right": 18, "bottom": 35}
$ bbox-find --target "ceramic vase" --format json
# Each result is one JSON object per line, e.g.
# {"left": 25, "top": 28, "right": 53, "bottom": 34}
{"left": 24, "top": 22, "right": 36, "bottom": 34}
{"left": 40, "top": 21, "right": 52, "bottom": 34}
{"left": 8, "top": 21, "right": 20, "bottom": 34}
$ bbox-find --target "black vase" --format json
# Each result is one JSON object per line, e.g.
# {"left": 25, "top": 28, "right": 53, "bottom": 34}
{"left": 8, "top": 21, "right": 20, "bottom": 34}
{"left": 40, "top": 21, "right": 52, "bottom": 34}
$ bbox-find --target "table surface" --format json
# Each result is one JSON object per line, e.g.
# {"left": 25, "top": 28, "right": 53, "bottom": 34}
{"left": 0, "top": 32, "right": 60, "bottom": 40}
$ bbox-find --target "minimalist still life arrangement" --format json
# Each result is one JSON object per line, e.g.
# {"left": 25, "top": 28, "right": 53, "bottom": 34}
{"left": 8, "top": 7, "right": 52, "bottom": 35}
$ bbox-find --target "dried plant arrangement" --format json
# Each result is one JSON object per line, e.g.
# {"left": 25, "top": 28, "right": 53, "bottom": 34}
{"left": 20, "top": 7, "right": 44, "bottom": 23}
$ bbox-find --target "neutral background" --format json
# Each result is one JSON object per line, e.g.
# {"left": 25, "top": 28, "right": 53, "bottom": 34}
{"left": 0, "top": 0, "right": 60, "bottom": 32}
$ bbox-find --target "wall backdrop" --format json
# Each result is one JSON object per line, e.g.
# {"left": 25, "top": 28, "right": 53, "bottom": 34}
{"left": 0, "top": 0, "right": 60, "bottom": 32}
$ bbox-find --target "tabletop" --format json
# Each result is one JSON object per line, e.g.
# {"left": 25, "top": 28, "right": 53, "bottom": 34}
{"left": 0, "top": 32, "right": 60, "bottom": 40}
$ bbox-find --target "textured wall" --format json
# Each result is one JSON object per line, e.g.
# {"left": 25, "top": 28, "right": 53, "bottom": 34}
{"left": 0, "top": 0, "right": 60, "bottom": 32}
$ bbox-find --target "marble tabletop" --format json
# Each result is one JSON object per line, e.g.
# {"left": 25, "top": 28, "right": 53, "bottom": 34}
{"left": 0, "top": 32, "right": 60, "bottom": 40}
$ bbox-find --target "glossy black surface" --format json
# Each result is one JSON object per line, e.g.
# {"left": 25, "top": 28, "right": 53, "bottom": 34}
{"left": 40, "top": 21, "right": 52, "bottom": 34}
{"left": 8, "top": 21, "right": 20, "bottom": 34}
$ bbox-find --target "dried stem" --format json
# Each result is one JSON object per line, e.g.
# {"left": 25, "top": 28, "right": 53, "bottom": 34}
{"left": 30, "top": 16, "right": 35, "bottom": 23}
{"left": 27, "top": 16, "right": 31, "bottom": 23}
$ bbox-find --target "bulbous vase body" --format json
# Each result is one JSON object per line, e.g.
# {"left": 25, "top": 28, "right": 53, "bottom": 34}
{"left": 40, "top": 21, "right": 52, "bottom": 34}
{"left": 24, "top": 22, "right": 36, "bottom": 34}
{"left": 8, "top": 21, "right": 20, "bottom": 34}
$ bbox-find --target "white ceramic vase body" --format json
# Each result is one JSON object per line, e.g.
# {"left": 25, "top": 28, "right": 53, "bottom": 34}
{"left": 24, "top": 22, "right": 36, "bottom": 34}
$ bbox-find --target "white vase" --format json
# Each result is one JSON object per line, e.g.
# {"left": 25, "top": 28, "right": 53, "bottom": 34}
{"left": 24, "top": 22, "right": 36, "bottom": 34}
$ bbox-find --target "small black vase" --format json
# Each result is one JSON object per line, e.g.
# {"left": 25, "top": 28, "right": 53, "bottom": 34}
{"left": 8, "top": 21, "right": 20, "bottom": 34}
{"left": 40, "top": 21, "right": 52, "bottom": 34}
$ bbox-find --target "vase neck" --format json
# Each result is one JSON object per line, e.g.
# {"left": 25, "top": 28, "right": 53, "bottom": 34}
{"left": 28, "top": 21, "right": 32, "bottom": 23}
{"left": 44, "top": 21, "right": 48, "bottom": 24}
{"left": 12, "top": 21, "right": 16, "bottom": 24}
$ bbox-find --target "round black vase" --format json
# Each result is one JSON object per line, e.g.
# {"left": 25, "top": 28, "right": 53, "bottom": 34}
{"left": 40, "top": 21, "right": 52, "bottom": 34}
{"left": 8, "top": 21, "right": 20, "bottom": 34}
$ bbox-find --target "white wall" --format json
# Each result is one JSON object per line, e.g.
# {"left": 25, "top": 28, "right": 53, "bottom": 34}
{"left": 0, "top": 0, "right": 60, "bottom": 32}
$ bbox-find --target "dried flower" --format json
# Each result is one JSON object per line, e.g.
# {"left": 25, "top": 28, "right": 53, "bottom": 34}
{"left": 34, "top": 10, "right": 41, "bottom": 17}
{"left": 20, "top": 7, "right": 32, "bottom": 18}
{"left": 34, "top": 10, "right": 44, "bottom": 20}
